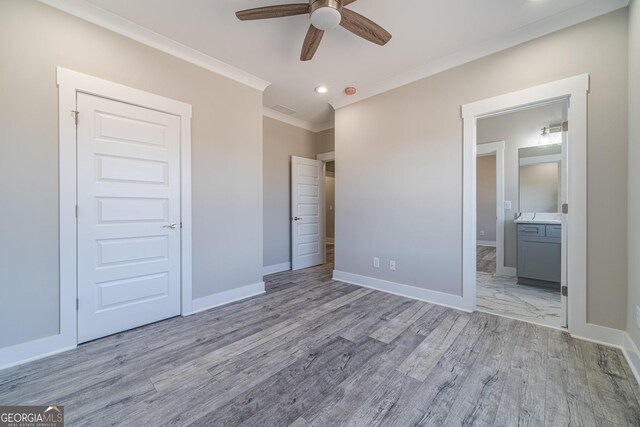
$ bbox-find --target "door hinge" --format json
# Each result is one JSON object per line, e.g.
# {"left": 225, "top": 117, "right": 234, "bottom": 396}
{"left": 180, "top": 222, "right": 183, "bottom": 229}
{"left": 561, "top": 286, "right": 568, "bottom": 297}
{"left": 75, "top": 205, "right": 78, "bottom": 218}
{"left": 562, "top": 203, "right": 569, "bottom": 214}
{"left": 76, "top": 298, "right": 79, "bottom": 310}
{"left": 71, "top": 110, "right": 79, "bottom": 125}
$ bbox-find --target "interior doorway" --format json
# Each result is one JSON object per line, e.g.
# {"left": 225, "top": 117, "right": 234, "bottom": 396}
{"left": 324, "top": 161, "right": 335, "bottom": 265}
{"left": 317, "top": 151, "right": 336, "bottom": 266}
{"left": 474, "top": 100, "right": 568, "bottom": 329}
{"left": 290, "top": 151, "right": 336, "bottom": 271}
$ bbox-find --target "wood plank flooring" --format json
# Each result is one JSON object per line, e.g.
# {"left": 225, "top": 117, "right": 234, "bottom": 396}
{"left": 1, "top": 250, "right": 640, "bottom": 426}
{"left": 477, "top": 245, "right": 497, "bottom": 274}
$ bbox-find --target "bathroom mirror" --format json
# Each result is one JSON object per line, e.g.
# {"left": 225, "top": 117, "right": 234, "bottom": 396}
{"left": 518, "top": 144, "right": 562, "bottom": 213}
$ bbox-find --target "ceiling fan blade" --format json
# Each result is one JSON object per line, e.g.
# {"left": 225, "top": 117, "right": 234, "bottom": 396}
{"left": 236, "top": 4, "right": 309, "bottom": 21}
{"left": 300, "top": 25, "right": 325, "bottom": 61}
{"left": 340, "top": 8, "right": 392, "bottom": 46}
{"left": 342, "top": 0, "right": 358, "bottom": 5}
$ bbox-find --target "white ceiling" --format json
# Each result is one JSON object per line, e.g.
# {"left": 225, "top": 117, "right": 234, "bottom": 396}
{"left": 50, "top": 0, "right": 627, "bottom": 126}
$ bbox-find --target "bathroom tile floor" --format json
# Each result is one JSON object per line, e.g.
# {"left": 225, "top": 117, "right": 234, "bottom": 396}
{"left": 476, "top": 247, "right": 562, "bottom": 328}
{"left": 477, "top": 273, "right": 562, "bottom": 328}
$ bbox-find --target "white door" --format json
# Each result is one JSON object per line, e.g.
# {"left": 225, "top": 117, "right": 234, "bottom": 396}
{"left": 291, "top": 156, "right": 324, "bottom": 270}
{"left": 77, "top": 93, "right": 182, "bottom": 343}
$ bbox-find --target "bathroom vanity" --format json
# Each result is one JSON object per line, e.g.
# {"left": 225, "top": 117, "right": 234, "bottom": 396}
{"left": 514, "top": 143, "right": 564, "bottom": 290}
{"left": 515, "top": 218, "right": 561, "bottom": 288}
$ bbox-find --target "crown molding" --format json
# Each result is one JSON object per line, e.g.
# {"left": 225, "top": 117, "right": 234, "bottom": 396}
{"left": 263, "top": 107, "right": 334, "bottom": 133}
{"left": 329, "top": 0, "right": 629, "bottom": 110}
{"left": 38, "top": 0, "right": 271, "bottom": 92}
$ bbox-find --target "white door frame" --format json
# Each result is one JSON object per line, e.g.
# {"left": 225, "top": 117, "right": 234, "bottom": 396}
{"left": 316, "top": 151, "right": 335, "bottom": 263}
{"left": 462, "top": 74, "right": 592, "bottom": 338}
{"left": 2, "top": 68, "right": 192, "bottom": 370}
{"left": 476, "top": 141, "right": 513, "bottom": 277}
{"left": 59, "top": 66, "right": 194, "bottom": 324}
{"left": 0, "top": 68, "right": 193, "bottom": 369}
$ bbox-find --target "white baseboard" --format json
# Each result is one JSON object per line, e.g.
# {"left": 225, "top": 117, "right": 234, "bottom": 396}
{"left": 0, "top": 334, "right": 76, "bottom": 371}
{"left": 477, "top": 240, "right": 497, "bottom": 247}
{"left": 623, "top": 333, "right": 640, "bottom": 386}
{"left": 497, "top": 266, "right": 517, "bottom": 277}
{"left": 333, "top": 270, "right": 472, "bottom": 312}
{"left": 571, "top": 323, "right": 625, "bottom": 347}
{"left": 189, "top": 281, "right": 265, "bottom": 315}
{"left": 263, "top": 262, "right": 291, "bottom": 276}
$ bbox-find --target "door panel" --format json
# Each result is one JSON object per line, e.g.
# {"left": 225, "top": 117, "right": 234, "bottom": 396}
{"left": 77, "top": 93, "right": 181, "bottom": 343}
{"left": 291, "top": 156, "right": 324, "bottom": 270}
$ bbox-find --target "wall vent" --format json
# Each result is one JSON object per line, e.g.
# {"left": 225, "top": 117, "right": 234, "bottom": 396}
{"left": 271, "top": 104, "right": 297, "bottom": 115}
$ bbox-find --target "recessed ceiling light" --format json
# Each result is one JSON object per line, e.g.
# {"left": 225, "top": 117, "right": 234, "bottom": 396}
{"left": 315, "top": 85, "right": 328, "bottom": 94}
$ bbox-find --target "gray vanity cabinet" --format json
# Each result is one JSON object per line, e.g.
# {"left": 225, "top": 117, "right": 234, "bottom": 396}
{"left": 517, "top": 223, "right": 561, "bottom": 287}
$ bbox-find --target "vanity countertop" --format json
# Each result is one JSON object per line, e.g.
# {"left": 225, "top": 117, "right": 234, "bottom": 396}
{"left": 513, "top": 213, "right": 562, "bottom": 224}
{"left": 514, "top": 219, "right": 562, "bottom": 224}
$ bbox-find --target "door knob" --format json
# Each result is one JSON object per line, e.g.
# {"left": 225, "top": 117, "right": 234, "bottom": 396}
{"left": 293, "top": 217, "right": 302, "bottom": 221}
{"left": 164, "top": 223, "right": 178, "bottom": 229}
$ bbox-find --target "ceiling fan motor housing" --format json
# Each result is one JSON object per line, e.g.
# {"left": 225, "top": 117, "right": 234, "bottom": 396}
{"left": 310, "top": 0, "right": 343, "bottom": 30}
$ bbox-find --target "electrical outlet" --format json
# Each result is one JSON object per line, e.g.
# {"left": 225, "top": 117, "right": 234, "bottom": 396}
{"left": 505, "top": 201, "right": 512, "bottom": 210}
{"left": 373, "top": 257, "right": 380, "bottom": 268}
{"left": 480, "top": 230, "right": 485, "bottom": 237}
{"left": 390, "top": 260, "right": 396, "bottom": 271}
{"left": 636, "top": 306, "right": 640, "bottom": 329}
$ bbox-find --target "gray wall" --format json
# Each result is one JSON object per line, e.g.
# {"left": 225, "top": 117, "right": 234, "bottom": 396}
{"left": 335, "top": 9, "right": 629, "bottom": 329}
{"left": 628, "top": 0, "right": 640, "bottom": 349}
{"left": 476, "top": 155, "right": 497, "bottom": 242}
{"left": 316, "top": 128, "right": 336, "bottom": 154}
{"left": 263, "top": 117, "right": 316, "bottom": 267}
{"left": 0, "top": 1, "right": 263, "bottom": 347}
{"left": 478, "top": 103, "right": 565, "bottom": 268}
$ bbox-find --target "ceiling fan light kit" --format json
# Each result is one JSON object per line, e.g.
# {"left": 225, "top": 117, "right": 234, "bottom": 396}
{"left": 310, "top": 0, "right": 342, "bottom": 30}
{"left": 236, "top": 0, "right": 392, "bottom": 61}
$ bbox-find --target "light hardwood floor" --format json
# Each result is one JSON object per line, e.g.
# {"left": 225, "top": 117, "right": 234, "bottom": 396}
{"left": 1, "top": 253, "right": 640, "bottom": 426}
{"left": 476, "top": 245, "right": 497, "bottom": 274}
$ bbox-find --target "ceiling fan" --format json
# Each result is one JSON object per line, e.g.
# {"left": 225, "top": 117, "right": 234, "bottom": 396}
{"left": 236, "top": 0, "right": 392, "bottom": 61}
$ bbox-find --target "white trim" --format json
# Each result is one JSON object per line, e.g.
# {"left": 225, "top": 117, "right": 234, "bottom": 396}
{"left": 316, "top": 151, "right": 336, "bottom": 162}
{"left": 0, "top": 340, "right": 76, "bottom": 371}
{"left": 520, "top": 154, "right": 562, "bottom": 166}
{"left": 0, "top": 67, "right": 194, "bottom": 371}
{"left": 477, "top": 240, "right": 497, "bottom": 247}
{"left": 330, "top": 0, "right": 627, "bottom": 110}
{"left": 571, "top": 324, "right": 624, "bottom": 347}
{"left": 333, "top": 271, "right": 473, "bottom": 312}
{"left": 263, "top": 262, "right": 292, "bottom": 276}
{"left": 189, "top": 282, "right": 266, "bottom": 315}
{"left": 476, "top": 140, "right": 508, "bottom": 276}
{"left": 623, "top": 333, "right": 640, "bottom": 386}
{"left": 38, "top": 0, "right": 270, "bottom": 92}
{"left": 462, "top": 74, "right": 590, "bottom": 339}
{"left": 499, "top": 267, "right": 517, "bottom": 277}
{"left": 263, "top": 107, "right": 334, "bottom": 133}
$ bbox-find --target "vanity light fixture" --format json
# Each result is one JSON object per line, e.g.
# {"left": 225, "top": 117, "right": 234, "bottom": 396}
{"left": 538, "top": 126, "right": 551, "bottom": 145}
{"left": 538, "top": 123, "right": 564, "bottom": 145}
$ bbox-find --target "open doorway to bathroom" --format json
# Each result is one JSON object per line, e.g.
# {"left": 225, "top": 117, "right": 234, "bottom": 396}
{"left": 316, "top": 151, "right": 336, "bottom": 267}
{"left": 324, "top": 161, "right": 335, "bottom": 265}
{"left": 475, "top": 100, "right": 567, "bottom": 329}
